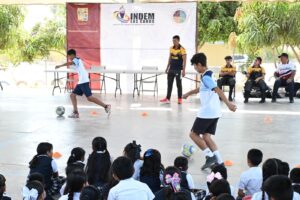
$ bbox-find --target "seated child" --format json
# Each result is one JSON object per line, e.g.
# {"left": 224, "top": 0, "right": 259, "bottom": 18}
{"left": 154, "top": 166, "right": 196, "bottom": 200}
{"left": 0, "top": 174, "right": 11, "bottom": 200}
{"left": 290, "top": 168, "right": 300, "bottom": 195}
{"left": 22, "top": 180, "right": 46, "bottom": 200}
{"left": 238, "top": 149, "right": 263, "bottom": 198}
{"left": 80, "top": 185, "right": 101, "bottom": 200}
{"left": 205, "top": 179, "right": 231, "bottom": 200}
{"left": 123, "top": 141, "right": 143, "bottom": 180}
{"left": 174, "top": 156, "right": 195, "bottom": 190}
{"left": 108, "top": 156, "right": 154, "bottom": 200}
{"left": 67, "top": 147, "right": 86, "bottom": 170}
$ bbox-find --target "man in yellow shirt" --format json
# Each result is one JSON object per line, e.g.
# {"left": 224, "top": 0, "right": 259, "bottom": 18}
{"left": 244, "top": 57, "right": 267, "bottom": 103}
{"left": 217, "top": 56, "right": 236, "bottom": 101}
{"left": 160, "top": 35, "right": 187, "bottom": 104}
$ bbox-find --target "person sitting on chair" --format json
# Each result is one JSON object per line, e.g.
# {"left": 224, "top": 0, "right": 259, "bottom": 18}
{"left": 272, "top": 53, "right": 296, "bottom": 103}
{"left": 217, "top": 56, "right": 236, "bottom": 101}
{"left": 244, "top": 57, "right": 267, "bottom": 104}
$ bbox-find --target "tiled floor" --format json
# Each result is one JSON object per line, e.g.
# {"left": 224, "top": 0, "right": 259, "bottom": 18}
{"left": 0, "top": 88, "right": 300, "bottom": 198}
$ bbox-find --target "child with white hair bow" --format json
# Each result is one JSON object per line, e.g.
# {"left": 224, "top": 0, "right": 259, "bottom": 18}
{"left": 23, "top": 181, "right": 46, "bottom": 200}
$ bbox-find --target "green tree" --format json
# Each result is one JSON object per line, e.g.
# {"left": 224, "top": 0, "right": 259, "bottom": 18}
{"left": 198, "top": 2, "right": 240, "bottom": 48}
{"left": 236, "top": 2, "right": 300, "bottom": 63}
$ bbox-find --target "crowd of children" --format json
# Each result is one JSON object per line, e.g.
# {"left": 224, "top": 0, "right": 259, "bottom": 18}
{"left": 1, "top": 139, "right": 300, "bottom": 200}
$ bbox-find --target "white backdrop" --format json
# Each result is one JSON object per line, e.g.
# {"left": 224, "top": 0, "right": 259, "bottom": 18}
{"left": 100, "top": 2, "right": 197, "bottom": 94}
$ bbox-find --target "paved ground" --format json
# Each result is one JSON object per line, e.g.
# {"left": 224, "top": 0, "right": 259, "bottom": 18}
{"left": 0, "top": 88, "right": 300, "bottom": 199}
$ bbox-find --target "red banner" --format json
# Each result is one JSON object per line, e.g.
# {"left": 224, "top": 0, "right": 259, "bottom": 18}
{"left": 67, "top": 3, "right": 101, "bottom": 90}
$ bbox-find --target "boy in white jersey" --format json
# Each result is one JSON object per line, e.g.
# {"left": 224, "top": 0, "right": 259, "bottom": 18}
{"left": 183, "top": 53, "right": 236, "bottom": 170}
{"left": 56, "top": 49, "right": 111, "bottom": 118}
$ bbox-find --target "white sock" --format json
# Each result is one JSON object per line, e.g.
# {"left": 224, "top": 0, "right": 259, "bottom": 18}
{"left": 213, "top": 150, "right": 223, "bottom": 164}
{"left": 203, "top": 148, "right": 214, "bottom": 157}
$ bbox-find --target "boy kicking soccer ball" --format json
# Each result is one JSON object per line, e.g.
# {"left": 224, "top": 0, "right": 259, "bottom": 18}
{"left": 183, "top": 53, "right": 236, "bottom": 170}
{"left": 55, "top": 49, "right": 111, "bottom": 118}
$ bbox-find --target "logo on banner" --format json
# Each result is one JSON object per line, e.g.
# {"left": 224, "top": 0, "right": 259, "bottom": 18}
{"left": 113, "top": 6, "right": 155, "bottom": 25}
{"left": 77, "top": 8, "right": 89, "bottom": 22}
{"left": 173, "top": 10, "right": 186, "bottom": 23}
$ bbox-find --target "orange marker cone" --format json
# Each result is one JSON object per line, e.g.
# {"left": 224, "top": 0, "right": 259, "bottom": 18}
{"left": 224, "top": 160, "right": 233, "bottom": 167}
{"left": 52, "top": 152, "right": 62, "bottom": 159}
{"left": 264, "top": 116, "right": 273, "bottom": 124}
{"left": 142, "top": 112, "right": 148, "bottom": 117}
{"left": 296, "top": 165, "right": 300, "bottom": 168}
{"left": 91, "top": 111, "right": 97, "bottom": 116}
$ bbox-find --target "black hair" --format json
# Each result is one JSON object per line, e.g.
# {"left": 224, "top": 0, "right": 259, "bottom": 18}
{"left": 64, "top": 167, "right": 84, "bottom": 195}
{"left": 261, "top": 158, "right": 290, "bottom": 200}
{"left": 86, "top": 137, "right": 111, "bottom": 186}
{"left": 67, "top": 49, "right": 76, "bottom": 56}
{"left": 67, "top": 147, "right": 85, "bottom": 165}
{"left": 212, "top": 164, "right": 228, "bottom": 180}
{"left": 163, "top": 166, "right": 183, "bottom": 200}
{"left": 0, "top": 174, "right": 6, "bottom": 199}
{"left": 263, "top": 175, "right": 293, "bottom": 200}
{"left": 25, "top": 181, "right": 45, "bottom": 200}
{"left": 27, "top": 172, "right": 45, "bottom": 186}
{"left": 173, "top": 35, "right": 180, "bottom": 40}
{"left": 174, "top": 156, "right": 188, "bottom": 171}
{"left": 124, "top": 141, "right": 142, "bottom": 163}
{"left": 111, "top": 156, "right": 134, "bottom": 180}
{"left": 216, "top": 193, "right": 235, "bottom": 200}
{"left": 224, "top": 56, "right": 232, "bottom": 60}
{"left": 290, "top": 168, "right": 300, "bottom": 183}
{"left": 140, "top": 149, "right": 163, "bottom": 177}
{"left": 80, "top": 185, "right": 101, "bottom": 200}
{"left": 191, "top": 53, "right": 207, "bottom": 67}
{"left": 209, "top": 179, "right": 231, "bottom": 197}
{"left": 256, "top": 57, "right": 262, "bottom": 63}
{"left": 247, "top": 149, "right": 263, "bottom": 166}
{"left": 67, "top": 169, "right": 87, "bottom": 200}
{"left": 29, "top": 142, "right": 53, "bottom": 169}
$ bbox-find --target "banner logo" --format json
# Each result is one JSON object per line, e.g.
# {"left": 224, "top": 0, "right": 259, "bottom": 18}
{"left": 173, "top": 10, "right": 186, "bottom": 23}
{"left": 113, "top": 6, "right": 155, "bottom": 25}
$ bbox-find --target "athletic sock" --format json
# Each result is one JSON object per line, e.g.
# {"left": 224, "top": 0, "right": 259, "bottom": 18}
{"left": 213, "top": 150, "right": 223, "bottom": 164}
{"left": 203, "top": 148, "right": 214, "bottom": 158}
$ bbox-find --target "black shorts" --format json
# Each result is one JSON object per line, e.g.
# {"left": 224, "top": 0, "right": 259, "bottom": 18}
{"left": 73, "top": 82, "right": 92, "bottom": 97}
{"left": 191, "top": 118, "right": 219, "bottom": 135}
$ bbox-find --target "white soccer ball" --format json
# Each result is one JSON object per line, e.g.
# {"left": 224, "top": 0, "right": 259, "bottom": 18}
{"left": 181, "top": 143, "right": 196, "bottom": 158}
{"left": 56, "top": 106, "right": 65, "bottom": 116}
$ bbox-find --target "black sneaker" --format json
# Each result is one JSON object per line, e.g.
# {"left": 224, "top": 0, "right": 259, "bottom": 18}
{"left": 259, "top": 99, "right": 265, "bottom": 103}
{"left": 229, "top": 97, "right": 233, "bottom": 102}
{"left": 271, "top": 98, "right": 276, "bottom": 103}
{"left": 244, "top": 99, "right": 248, "bottom": 104}
{"left": 201, "top": 156, "right": 217, "bottom": 170}
{"left": 290, "top": 99, "right": 294, "bottom": 103}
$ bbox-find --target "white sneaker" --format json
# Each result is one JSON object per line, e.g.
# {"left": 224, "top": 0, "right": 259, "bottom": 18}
{"left": 105, "top": 105, "right": 111, "bottom": 117}
{"left": 68, "top": 112, "right": 79, "bottom": 118}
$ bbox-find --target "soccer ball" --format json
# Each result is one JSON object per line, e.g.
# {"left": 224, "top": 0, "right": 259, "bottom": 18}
{"left": 181, "top": 143, "right": 196, "bottom": 158}
{"left": 56, "top": 106, "right": 65, "bottom": 116}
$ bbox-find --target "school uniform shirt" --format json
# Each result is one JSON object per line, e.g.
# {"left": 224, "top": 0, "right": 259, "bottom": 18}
{"left": 132, "top": 159, "right": 143, "bottom": 180}
{"left": 198, "top": 70, "right": 222, "bottom": 119}
{"left": 107, "top": 178, "right": 154, "bottom": 200}
{"left": 169, "top": 45, "right": 186, "bottom": 71}
{"left": 252, "top": 191, "right": 300, "bottom": 200}
{"left": 29, "top": 155, "right": 58, "bottom": 189}
{"left": 247, "top": 66, "right": 265, "bottom": 80}
{"left": 59, "top": 192, "right": 81, "bottom": 200}
{"left": 72, "top": 57, "right": 89, "bottom": 84}
{"left": 0, "top": 194, "right": 11, "bottom": 200}
{"left": 220, "top": 65, "right": 236, "bottom": 78}
{"left": 180, "top": 171, "right": 195, "bottom": 190}
{"left": 238, "top": 167, "right": 262, "bottom": 196}
{"left": 276, "top": 62, "right": 296, "bottom": 80}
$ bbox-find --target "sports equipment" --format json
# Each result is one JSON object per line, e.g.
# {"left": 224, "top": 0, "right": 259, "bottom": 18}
{"left": 56, "top": 106, "right": 65, "bottom": 117}
{"left": 181, "top": 143, "right": 196, "bottom": 158}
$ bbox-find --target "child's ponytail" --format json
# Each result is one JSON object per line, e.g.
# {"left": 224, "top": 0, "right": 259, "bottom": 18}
{"left": 29, "top": 142, "right": 53, "bottom": 169}
{"left": 67, "top": 147, "right": 85, "bottom": 165}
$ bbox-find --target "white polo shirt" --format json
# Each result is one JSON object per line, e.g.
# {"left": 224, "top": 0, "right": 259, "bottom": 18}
{"left": 132, "top": 159, "right": 143, "bottom": 180}
{"left": 238, "top": 167, "right": 262, "bottom": 196}
{"left": 276, "top": 62, "right": 296, "bottom": 79}
{"left": 197, "top": 70, "right": 222, "bottom": 119}
{"left": 252, "top": 191, "right": 300, "bottom": 200}
{"left": 72, "top": 57, "right": 89, "bottom": 84}
{"left": 108, "top": 178, "right": 154, "bottom": 200}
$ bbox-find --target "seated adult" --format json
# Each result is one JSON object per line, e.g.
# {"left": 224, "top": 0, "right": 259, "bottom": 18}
{"left": 272, "top": 53, "right": 296, "bottom": 103}
{"left": 244, "top": 57, "right": 267, "bottom": 103}
{"left": 217, "top": 56, "right": 236, "bottom": 101}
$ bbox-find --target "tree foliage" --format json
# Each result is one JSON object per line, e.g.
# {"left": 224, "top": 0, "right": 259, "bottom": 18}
{"left": 198, "top": 2, "right": 240, "bottom": 48}
{"left": 236, "top": 2, "right": 300, "bottom": 62}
